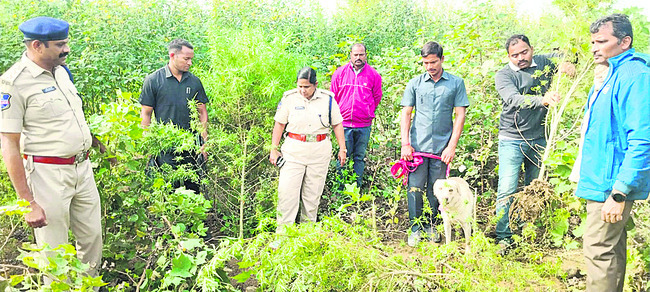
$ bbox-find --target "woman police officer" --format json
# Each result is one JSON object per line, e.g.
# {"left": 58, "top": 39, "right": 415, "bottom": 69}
{"left": 269, "top": 67, "right": 347, "bottom": 233}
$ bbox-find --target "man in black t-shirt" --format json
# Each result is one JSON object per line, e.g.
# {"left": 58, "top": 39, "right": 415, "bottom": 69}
{"left": 139, "top": 39, "right": 209, "bottom": 193}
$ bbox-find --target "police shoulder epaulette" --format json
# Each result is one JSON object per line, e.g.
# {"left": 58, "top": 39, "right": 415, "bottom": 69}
{"left": 0, "top": 63, "right": 27, "bottom": 86}
{"left": 283, "top": 88, "right": 299, "bottom": 97}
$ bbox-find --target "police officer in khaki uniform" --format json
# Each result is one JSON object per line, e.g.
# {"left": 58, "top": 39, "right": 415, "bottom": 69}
{"left": 269, "top": 67, "right": 347, "bottom": 232}
{"left": 0, "top": 17, "right": 102, "bottom": 277}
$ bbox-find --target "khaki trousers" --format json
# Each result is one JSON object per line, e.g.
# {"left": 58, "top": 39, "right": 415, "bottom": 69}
{"left": 583, "top": 199, "right": 633, "bottom": 292}
{"left": 276, "top": 160, "right": 329, "bottom": 232}
{"left": 25, "top": 156, "right": 103, "bottom": 276}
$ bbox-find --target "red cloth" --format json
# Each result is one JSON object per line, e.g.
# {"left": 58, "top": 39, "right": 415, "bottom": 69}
{"left": 391, "top": 152, "right": 450, "bottom": 185}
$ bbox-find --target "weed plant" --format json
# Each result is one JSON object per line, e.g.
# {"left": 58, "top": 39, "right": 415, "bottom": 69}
{"left": 198, "top": 217, "right": 566, "bottom": 291}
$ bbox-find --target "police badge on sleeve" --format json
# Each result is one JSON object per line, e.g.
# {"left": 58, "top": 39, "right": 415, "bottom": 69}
{"left": 1, "top": 93, "right": 10, "bottom": 110}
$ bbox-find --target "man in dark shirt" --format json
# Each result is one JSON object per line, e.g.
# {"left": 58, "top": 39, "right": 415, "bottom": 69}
{"left": 400, "top": 41, "right": 469, "bottom": 246}
{"left": 139, "top": 39, "right": 208, "bottom": 193}
{"left": 494, "top": 34, "right": 574, "bottom": 253}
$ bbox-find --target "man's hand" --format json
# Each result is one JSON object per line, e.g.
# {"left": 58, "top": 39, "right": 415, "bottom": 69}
{"left": 269, "top": 149, "right": 281, "bottom": 165}
{"left": 25, "top": 202, "right": 47, "bottom": 228}
{"left": 2, "top": 133, "right": 48, "bottom": 228}
{"left": 541, "top": 91, "right": 560, "bottom": 107}
{"left": 601, "top": 195, "right": 625, "bottom": 223}
{"left": 559, "top": 62, "right": 577, "bottom": 78}
{"left": 200, "top": 144, "right": 208, "bottom": 160}
{"left": 401, "top": 145, "right": 414, "bottom": 161}
{"left": 93, "top": 136, "right": 117, "bottom": 165}
{"left": 440, "top": 145, "right": 456, "bottom": 164}
{"left": 100, "top": 145, "right": 118, "bottom": 165}
{"left": 338, "top": 149, "right": 347, "bottom": 165}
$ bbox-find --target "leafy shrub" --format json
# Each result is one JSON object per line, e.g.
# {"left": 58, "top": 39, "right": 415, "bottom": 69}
{"left": 88, "top": 98, "right": 215, "bottom": 289}
{"left": 200, "top": 217, "right": 565, "bottom": 291}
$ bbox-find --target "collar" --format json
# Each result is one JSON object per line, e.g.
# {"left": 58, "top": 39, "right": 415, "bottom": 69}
{"left": 508, "top": 58, "right": 538, "bottom": 72}
{"left": 348, "top": 62, "right": 365, "bottom": 74}
{"left": 21, "top": 52, "right": 56, "bottom": 78}
{"left": 424, "top": 70, "right": 449, "bottom": 82}
{"left": 164, "top": 64, "right": 188, "bottom": 80}
{"left": 296, "top": 89, "right": 324, "bottom": 102}
{"left": 307, "top": 89, "right": 325, "bottom": 101}
{"left": 607, "top": 48, "right": 634, "bottom": 68}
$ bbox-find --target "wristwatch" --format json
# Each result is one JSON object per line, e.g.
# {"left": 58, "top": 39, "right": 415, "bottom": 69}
{"left": 610, "top": 191, "right": 626, "bottom": 203}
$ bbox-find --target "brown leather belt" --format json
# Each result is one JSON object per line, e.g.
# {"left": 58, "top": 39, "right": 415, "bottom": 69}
{"left": 286, "top": 132, "right": 328, "bottom": 142}
{"left": 23, "top": 151, "right": 89, "bottom": 165}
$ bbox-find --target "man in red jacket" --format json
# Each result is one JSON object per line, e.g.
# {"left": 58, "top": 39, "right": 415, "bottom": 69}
{"left": 330, "top": 43, "right": 383, "bottom": 187}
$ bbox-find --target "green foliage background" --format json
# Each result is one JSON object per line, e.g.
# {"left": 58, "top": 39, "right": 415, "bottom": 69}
{"left": 1, "top": 0, "right": 649, "bottom": 290}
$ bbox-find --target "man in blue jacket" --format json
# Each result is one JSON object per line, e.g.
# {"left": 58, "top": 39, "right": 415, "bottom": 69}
{"left": 573, "top": 14, "right": 650, "bottom": 291}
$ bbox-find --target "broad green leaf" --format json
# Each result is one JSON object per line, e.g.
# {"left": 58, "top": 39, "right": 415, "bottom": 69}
{"left": 22, "top": 256, "right": 41, "bottom": 269}
{"left": 50, "top": 257, "right": 70, "bottom": 275}
{"left": 83, "top": 276, "right": 107, "bottom": 287}
{"left": 237, "top": 261, "right": 255, "bottom": 269}
{"left": 555, "top": 182, "right": 573, "bottom": 195}
{"left": 56, "top": 244, "right": 77, "bottom": 255}
{"left": 172, "top": 223, "right": 186, "bottom": 235}
{"left": 50, "top": 281, "right": 71, "bottom": 290}
{"left": 180, "top": 238, "right": 202, "bottom": 251}
{"left": 9, "top": 275, "right": 24, "bottom": 286}
{"left": 555, "top": 165, "right": 572, "bottom": 177}
{"left": 550, "top": 209, "right": 570, "bottom": 247}
{"left": 567, "top": 200, "right": 582, "bottom": 212}
{"left": 157, "top": 255, "right": 167, "bottom": 267}
{"left": 162, "top": 276, "right": 184, "bottom": 288}
{"left": 128, "top": 214, "right": 139, "bottom": 222}
{"left": 169, "top": 253, "right": 193, "bottom": 278}
{"left": 195, "top": 250, "right": 208, "bottom": 266}
{"left": 126, "top": 160, "right": 140, "bottom": 171}
{"left": 565, "top": 240, "right": 580, "bottom": 250}
{"left": 233, "top": 270, "right": 253, "bottom": 283}
{"left": 21, "top": 242, "right": 44, "bottom": 251}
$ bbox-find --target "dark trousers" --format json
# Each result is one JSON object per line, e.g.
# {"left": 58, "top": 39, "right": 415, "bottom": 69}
{"left": 343, "top": 126, "right": 372, "bottom": 187}
{"left": 407, "top": 156, "right": 446, "bottom": 232}
{"left": 149, "top": 150, "right": 204, "bottom": 194}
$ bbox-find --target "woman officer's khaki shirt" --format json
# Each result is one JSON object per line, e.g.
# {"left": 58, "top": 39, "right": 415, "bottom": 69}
{"left": 274, "top": 88, "right": 343, "bottom": 164}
